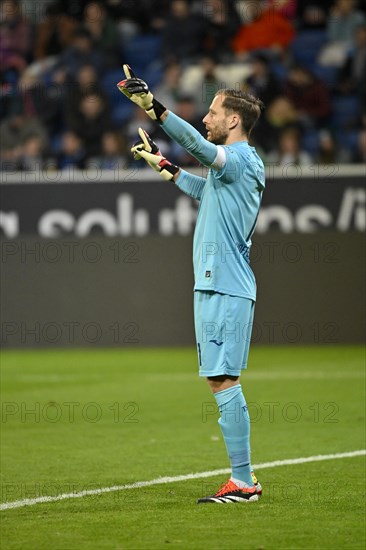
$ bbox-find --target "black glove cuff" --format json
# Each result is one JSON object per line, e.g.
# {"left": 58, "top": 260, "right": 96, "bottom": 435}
{"left": 170, "top": 164, "right": 179, "bottom": 176}
{"left": 151, "top": 98, "right": 167, "bottom": 123}
{"left": 165, "top": 163, "right": 180, "bottom": 179}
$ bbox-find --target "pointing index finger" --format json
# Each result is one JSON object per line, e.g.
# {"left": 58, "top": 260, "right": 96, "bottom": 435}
{"left": 123, "top": 64, "right": 136, "bottom": 79}
{"left": 139, "top": 128, "right": 150, "bottom": 150}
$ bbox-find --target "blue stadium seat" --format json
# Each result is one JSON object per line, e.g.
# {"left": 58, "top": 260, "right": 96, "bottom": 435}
{"left": 112, "top": 102, "right": 134, "bottom": 125}
{"left": 143, "top": 64, "right": 164, "bottom": 90}
{"left": 124, "top": 35, "right": 162, "bottom": 71}
{"left": 270, "top": 62, "right": 289, "bottom": 83}
{"left": 101, "top": 69, "right": 124, "bottom": 107}
{"left": 101, "top": 69, "right": 135, "bottom": 124}
{"left": 336, "top": 129, "right": 359, "bottom": 152}
{"left": 301, "top": 129, "right": 320, "bottom": 157}
{"left": 312, "top": 65, "right": 339, "bottom": 89}
{"left": 290, "top": 30, "right": 327, "bottom": 69}
{"left": 331, "top": 96, "right": 360, "bottom": 130}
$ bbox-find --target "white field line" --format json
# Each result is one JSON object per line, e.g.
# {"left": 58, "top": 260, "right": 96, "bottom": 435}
{"left": 1, "top": 449, "right": 365, "bottom": 511}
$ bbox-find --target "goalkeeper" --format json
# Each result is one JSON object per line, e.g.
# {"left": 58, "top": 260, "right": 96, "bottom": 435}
{"left": 118, "top": 65, "right": 265, "bottom": 504}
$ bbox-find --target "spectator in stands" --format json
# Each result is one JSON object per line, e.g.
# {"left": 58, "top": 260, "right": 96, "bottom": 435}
{"left": 0, "top": 70, "right": 19, "bottom": 119}
{"left": 336, "top": 23, "right": 366, "bottom": 101}
{"left": 152, "top": 62, "right": 182, "bottom": 113}
{"left": 81, "top": 2, "right": 120, "bottom": 69}
{"left": 245, "top": 54, "right": 282, "bottom": 106}
{"left": 251, "top": 95, "right": 299, "bottom": 153}
{"left": 315, "top": 129, "right": 352, "bottom": 163}
{"left": 316, "top": 130, "right": 337, "bottom": 163}
{"left": 327, "top": 0, "right": 365, "bottom": 43}
{"left": 49, "top": 0, "right": 88, "bottom": 19}
{"left": 18, "top": 134, "right": 46, "bottom": 171}
{"left": 284, "top": 65, "right": 331, "bottom": 126}
{"left": 344, "top": 110, "right": 366, "bottom": 162}
{"left": 74, "top": 63, "right": 102, "bottom": 96}
{"left": 354, "top": 125, "right": 366, "bottom": 162}
{"left": 0, "top": 107, "right": 48, "bottom": 156}
{"left": 2, "top": 0, "right": 365, "bottom": 171}
{"left": 161, "top": 0, "right": 204, "bottom": 64}
{"left": 318, "top": 0, "right": 365, "bottom": 66}
{"left": 103, "top": 0, "right": 167, "bottom": 35}
{"left": 56, "top": 130, "right": 86, "bottom": 170}
{"left": 268, "top": 0, "right": 298, "bottom": 21}
{"left": 18, "top": 1, "right": 54, "bottom": 23}
{"left": 266, "top": 126, "right": 313, "bottom": 166}
{"left": 296, "top": 0, "right": 333, "bottom": 29}
{"left": 0, "top": 146, "right": 21, "bottom": 170}
{"left": 201, "top": 0, "right": 241, "bottom": 61}
{"left": 232, "top": 2, "right": 295, "bottom": 59}
{"left": 66, "top": 63, "right": 106, "bottom": 121}
{"left": 18, "top": 65, "right": 69, "bottom": 137}
{"left": 58, "top": 28, "right": 104, "bottom": 79}
{"left": 33, "top": 1, "right": 77, "bottom": 60}
{"left": 67, "top": 92, "right": 113, "bottom": 159}
{"left": 102, "top": 0, "right": 140, "bottom": 43}
{"left": 186, "top": 56, "right": 221, "bottom": 116}
{"left": 0, "top": 0, "right": 33, "bottom": 73}
{"left": 90, "top": 131, "right": 127, "bottom": 170}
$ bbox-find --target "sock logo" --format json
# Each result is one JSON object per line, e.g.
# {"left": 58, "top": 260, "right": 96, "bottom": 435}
{"left": 209, "top": 339, "right": 224, "bottom": 346}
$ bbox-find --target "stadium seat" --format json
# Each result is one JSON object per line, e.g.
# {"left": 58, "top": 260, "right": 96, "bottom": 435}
{"left": 331, "top": 96, "right": 360, "bottom": 130}
{"left": 269, "top": 62, "right": 289, "bottom": 83}
{"left": 142, "top": 64, "right": 164, "bottom": 90}
{"left": 112, "top": 102, "right": 134, "bottom": 125}
{"left": 312, "top": 65, "right": 339, "bottom": 89}
{"left": 301, "top": 129, "right": 320, "bottom": 157}
{"left": 290, "top": 30, "right": 327, "bottom": 69}
{"left": 124, "top": 35, "right": 162, "bottom": 71}
{"left": 101, "top": 69, "right": 135, "bottom": 124}
{"left": 101, "top": 69, "right": 125, "bottom": 107}
{"left": 336, "top": 129, "right": 359, "bottom": 153}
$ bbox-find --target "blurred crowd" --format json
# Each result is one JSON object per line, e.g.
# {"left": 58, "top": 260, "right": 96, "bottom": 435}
{"left": 0, "top": 0, "right": 365, "bottom": 173}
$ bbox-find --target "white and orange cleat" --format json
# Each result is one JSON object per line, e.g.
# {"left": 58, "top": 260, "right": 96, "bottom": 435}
{"left": 197, "top": 478, "right": 260, "bottom": 504}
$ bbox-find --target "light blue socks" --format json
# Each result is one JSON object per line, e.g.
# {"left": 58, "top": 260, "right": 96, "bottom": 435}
{"left": 214, "top": 384, "right": 253, "bottom": 487}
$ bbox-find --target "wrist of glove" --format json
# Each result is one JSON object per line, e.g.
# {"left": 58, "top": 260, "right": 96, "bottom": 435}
{"left": 131, "top": 128, "right": 179, "bottom": 182}
{"left": 117, "top": 64, "right": 166, "bottom": 122}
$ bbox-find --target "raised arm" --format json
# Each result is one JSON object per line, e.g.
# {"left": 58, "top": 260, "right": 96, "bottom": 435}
{"left": 161, "top": 111, "right": 222, "bottom": 169}
{"left": 117, "top": 64, "right": 225, "bottom": 170}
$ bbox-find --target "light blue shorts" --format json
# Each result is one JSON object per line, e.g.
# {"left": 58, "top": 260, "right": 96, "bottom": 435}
{"left": 194, "top": 290, "right": 255, "bottom": 378}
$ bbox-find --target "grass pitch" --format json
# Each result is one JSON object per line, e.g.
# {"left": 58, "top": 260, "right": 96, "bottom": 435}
{"left": 1, "top": 345, "right": 365, "bottom": 549}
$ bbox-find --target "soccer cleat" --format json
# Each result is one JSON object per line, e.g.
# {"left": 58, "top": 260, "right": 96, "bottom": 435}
{"left": 197, "top": 479, "right": 260, "bottom": 504}
{"left": 251, "top": 471, "right": 262, "bottom": 496}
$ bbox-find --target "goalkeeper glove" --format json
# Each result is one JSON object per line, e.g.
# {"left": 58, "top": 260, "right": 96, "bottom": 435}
{"left": 117, "top": 64, "right": 167, "bottom": 122}
{"left": 131, "top": 127, "right": 179, "bottom": 182}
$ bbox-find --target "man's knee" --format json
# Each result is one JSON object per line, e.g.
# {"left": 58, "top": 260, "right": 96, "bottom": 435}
{"left": 206, "top": 375, "right": 239, "bottom": 393}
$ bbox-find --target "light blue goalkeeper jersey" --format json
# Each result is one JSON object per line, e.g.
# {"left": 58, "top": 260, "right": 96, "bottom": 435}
{"left": 161, "top": 112, "right": 265, "bottom": 301}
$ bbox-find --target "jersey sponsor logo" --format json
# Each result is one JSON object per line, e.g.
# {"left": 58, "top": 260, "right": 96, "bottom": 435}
{"left": 209, "top": 339, "right": 224, "bottom": 346}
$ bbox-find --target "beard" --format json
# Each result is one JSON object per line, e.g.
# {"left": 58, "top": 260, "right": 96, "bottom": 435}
{"left": 206, "top": 123, "right": 229, "bottom": 145}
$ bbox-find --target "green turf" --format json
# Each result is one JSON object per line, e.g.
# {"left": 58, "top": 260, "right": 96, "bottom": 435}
{"left": 1, "top": 346, "right": 365, "bottom": 549}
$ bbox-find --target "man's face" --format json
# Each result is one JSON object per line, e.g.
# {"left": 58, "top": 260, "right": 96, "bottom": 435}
{"left": 202, "top": 94, "right": 230, "bottom": 145}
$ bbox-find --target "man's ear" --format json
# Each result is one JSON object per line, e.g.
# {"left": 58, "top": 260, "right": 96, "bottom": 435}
{"left": 228, "top": 115, "right": 240, "bottom": 130}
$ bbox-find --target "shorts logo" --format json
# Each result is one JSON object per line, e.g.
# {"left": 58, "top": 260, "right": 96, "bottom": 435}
{"left": 205, "top": 271, "right": 211, "bottom": 278}
{"left": 209, "top": 339, "right": 224, "bottom": 346}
